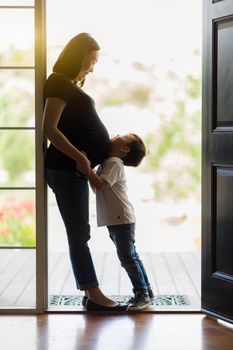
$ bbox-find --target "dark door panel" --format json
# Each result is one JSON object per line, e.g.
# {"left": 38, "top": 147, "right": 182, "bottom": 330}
{"left": 202, "top": 0, "right": 233, "bottom": 323}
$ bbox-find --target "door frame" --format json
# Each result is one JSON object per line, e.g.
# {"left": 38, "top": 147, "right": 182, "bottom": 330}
{"left": 35, "top": 0, "right": 47, "bottom": 314}
{"left": 0, "top": 0, "right": 47, "bottom": 314}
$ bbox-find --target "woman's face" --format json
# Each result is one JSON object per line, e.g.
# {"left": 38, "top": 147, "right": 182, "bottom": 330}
{"left": 75, "top": 50, "right": 99, "bottom": 82}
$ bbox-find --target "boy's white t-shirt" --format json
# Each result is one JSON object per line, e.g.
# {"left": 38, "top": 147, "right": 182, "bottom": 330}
{"left": 95, "top": 157, "right": 136, "bottom": 227}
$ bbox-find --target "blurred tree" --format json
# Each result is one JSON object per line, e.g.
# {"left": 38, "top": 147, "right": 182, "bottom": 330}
{"left": 145, "top": 73, "right": 201, "bottom": 202}
{"left": 0, "top": 129, "right": 34, "bottom": 183}
{"left": 0, "top": 90, "right": 33, "bottom": 126}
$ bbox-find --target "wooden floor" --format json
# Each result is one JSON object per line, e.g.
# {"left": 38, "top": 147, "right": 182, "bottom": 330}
{"left": 0, "top": 313, "right": 233, "bottom": 350}
{"left": 0, "top": 249, "right": 201, "bottom": 310}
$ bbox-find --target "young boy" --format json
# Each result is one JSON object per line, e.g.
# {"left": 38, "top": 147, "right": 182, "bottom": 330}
{"left": 88, "top": 133, "right": 154, "bottom": 311}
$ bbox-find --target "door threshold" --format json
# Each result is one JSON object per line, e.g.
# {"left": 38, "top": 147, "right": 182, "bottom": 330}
{"left": 47, "top": 294, "right": 201, "bottom": 313}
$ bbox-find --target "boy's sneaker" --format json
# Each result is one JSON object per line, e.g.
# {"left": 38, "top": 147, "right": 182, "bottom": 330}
{"left": 128, "top": 288, "right": 155, "bottom": 303}
{"left": 127, "top": 292, "right": 151, "bottom": 311}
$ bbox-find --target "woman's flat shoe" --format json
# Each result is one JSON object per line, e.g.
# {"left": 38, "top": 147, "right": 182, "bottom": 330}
{"left": 85, "top": 299, "right": 128, "bottom": 312}
{"left": 82, "top": 296, "right": 88, "bottom": 308}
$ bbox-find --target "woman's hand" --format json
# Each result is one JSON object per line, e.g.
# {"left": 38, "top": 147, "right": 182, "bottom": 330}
{"left": 76, "top": 152, "right": 91, "bottom": 176}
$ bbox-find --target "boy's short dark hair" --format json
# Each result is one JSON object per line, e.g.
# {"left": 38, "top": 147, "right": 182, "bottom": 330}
{"left": 123, "top": 134, "right": 146, "bottom": 167}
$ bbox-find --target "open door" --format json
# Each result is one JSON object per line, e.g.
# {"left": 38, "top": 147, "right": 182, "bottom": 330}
{"left": 202, "top": 0, "right": 233, "bottom": 323}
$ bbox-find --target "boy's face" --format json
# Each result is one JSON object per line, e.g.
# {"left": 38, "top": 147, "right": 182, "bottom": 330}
{"left": 110, "top": 134, "right": 136, "bottom": 156}
{"left": 111, "top": 133, "right": 135, "bottom": 148}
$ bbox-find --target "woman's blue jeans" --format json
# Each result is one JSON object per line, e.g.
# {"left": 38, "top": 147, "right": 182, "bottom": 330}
{"left": 45, "top": 169, "right": 99, "bottom": 290}
{"left": 107, "top": 223, "right": 151, "bottom": 293}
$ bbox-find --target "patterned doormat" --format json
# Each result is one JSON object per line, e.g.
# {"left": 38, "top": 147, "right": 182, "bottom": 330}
{"left": 49, "top": 294, "right": 190, "bottom": 310}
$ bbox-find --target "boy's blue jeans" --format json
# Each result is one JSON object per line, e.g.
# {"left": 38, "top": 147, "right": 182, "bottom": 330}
{"left": 45, "top": 169, "right": 99, "bottom": 290}
{"left": 107, "top": 223, "right": 151, "bottom": 293}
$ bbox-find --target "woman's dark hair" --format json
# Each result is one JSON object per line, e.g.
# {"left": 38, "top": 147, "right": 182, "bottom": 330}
{"left": 123, "top": 134, "right": 146, "bottom": 167}
{"left": 53, "top": 32, "right": 100, "bottom": 86}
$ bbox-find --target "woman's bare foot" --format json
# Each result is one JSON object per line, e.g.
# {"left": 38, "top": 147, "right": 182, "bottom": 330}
{"left": 86, "top": 287, "right": 118, "bottom": 307}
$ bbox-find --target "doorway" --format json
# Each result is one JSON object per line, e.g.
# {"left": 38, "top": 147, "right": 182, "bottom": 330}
{"left": 46, "top": 0, "right": 202, "bottom": 311}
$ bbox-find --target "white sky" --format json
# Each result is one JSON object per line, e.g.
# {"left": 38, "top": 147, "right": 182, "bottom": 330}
{"left": 0, "top": 1, "right": 201, "bottom": 68}
{"left": 0, "top": 9, "right": 34, "bottom": 50}
{"left": 46, "top": 0, "right": 202, "bottom": 64}
{"left": 45, "top": 0, "right": 202, "bottom": 138}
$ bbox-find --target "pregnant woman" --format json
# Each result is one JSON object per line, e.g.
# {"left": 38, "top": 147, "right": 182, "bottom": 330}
{"left": 42, "top": 32, "right": 127, "bottom": 312}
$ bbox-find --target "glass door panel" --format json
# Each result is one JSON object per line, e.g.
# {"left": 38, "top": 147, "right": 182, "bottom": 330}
{"left": 0, "top": 69, "right": 35, "bottom": 127}
{"left": 0, "top": 9, "right": 34, "bottom": 66}
{"left": 0, "top": 130, "right": 35, "bottom": 187}
{"left": 0, "top": 189, "right": 35, "bottom": 247}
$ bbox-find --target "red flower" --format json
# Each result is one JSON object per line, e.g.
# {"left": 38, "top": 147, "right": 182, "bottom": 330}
{"left": 0, "top": 210, "right": 4, "bottom": 220}
{"left": 0, "top": 227, "right": 11, "bottom": 236}
{"left": 21, "top": 200, "right": 34, "bottom": 213}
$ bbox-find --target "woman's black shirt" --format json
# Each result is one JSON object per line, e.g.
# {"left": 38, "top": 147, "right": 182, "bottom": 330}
{"left": 44, "top": 73, "right": 111, "bottom": 170}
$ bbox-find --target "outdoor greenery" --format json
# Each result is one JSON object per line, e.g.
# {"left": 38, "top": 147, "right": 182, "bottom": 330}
{"left": 0, "top": 47, "right": 35, "bottom": 246}
{"left": 146, "top": 73, "right": 201, "bottom": 201}
{"left": 0, "top": 46, "right": 33, "bottom": 66}
{"left": 96, "top": 53, "right": 201, "bottom": 202}
{"left": 0, "top": 129, "right": 34, "bottom": 184}
{"left": 0, "top": 69, "right": 34, "bottom": 185}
